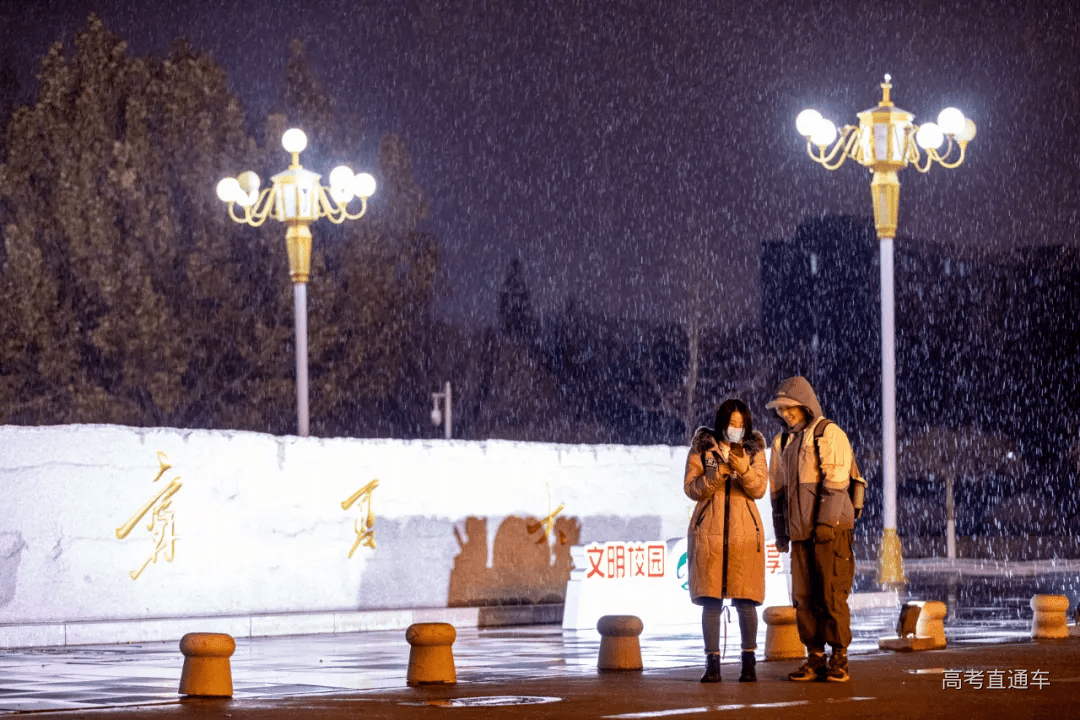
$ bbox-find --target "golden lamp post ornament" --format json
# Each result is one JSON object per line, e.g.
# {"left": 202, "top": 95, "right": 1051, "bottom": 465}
{"left": 216, "top": 129, "right": 376, "bottom": 437}
{"left": 795, "top": 75, "right": 975, "bottom": 587}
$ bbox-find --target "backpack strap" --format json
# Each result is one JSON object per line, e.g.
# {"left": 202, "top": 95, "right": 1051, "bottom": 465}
{"left": 812, "top": 419, "right": 832, "bottom": 483}
{"left": 810, "top": 419, "right": 832, "bottom": 525}
{"left": 812, "top": 419, "right": 867, "bottom": 521}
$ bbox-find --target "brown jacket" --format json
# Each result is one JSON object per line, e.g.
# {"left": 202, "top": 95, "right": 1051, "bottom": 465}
{"left": 684, "top": 427, "right": 768, "bottom": 605}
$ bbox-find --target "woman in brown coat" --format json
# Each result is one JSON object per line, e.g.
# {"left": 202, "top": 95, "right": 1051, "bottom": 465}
{"left": 684, "top": 398, "right": 768, "bottom": 683}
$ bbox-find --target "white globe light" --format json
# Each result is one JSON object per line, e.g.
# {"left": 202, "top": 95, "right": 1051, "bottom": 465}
{"left": 796, "top": 109, "right": 823, "bottom": 137}
{"left": 282, "top": 128, "right": 308, "bottom": 153}
{"left": 810, "top": 118, "right": 837, "bottom": 147}
{"left": 331, "top": 184, "right": 355, "bottom": 204}
{"left": 352, "top": 172, "right": 376, "bottom": 198}
{"left": 956, "top": 118, "right": 977, "bottom": 143}
{"left": 237, "top": 171, "right": 260, "bottom": 194}
{"left": 329, "top": 165, "right": 354, "bottom": 189}
{"left": 236, "top": 171, "right": 260, "bottom": 207}
{"left": 216, "top": 177, "right": 242, "bottom": 203}
{"left": 937, "top": 107, "right": 965, "bottom": 136}
{"left": 916, "top": 122, "right": 944, "bottom": 150}
{"left": 330, "top": 166, "right": 356, "bottom": 203}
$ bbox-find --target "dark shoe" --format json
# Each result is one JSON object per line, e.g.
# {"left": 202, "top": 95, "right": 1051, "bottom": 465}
{"left": 787, "top": 653, "right": 827, "bottom": 682}
{"left": 826, "top": 649, "right": 850, "bottom": 683}
{"left": 738, "top": 651, "right": 757, "bottom": 682}
{"left": 700, "top": 653, "right": 721, "bottom": 683}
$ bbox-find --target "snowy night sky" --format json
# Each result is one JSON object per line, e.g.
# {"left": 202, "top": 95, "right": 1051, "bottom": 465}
{"left": 3, "top": 0, "right": 1079, "bottom": 328}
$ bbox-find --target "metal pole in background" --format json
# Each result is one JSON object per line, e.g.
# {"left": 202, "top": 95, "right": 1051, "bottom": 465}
{"left": 946, "top": 474, "right": 956, "bottom": 559}
{"left": 444, "top": 381, "right": 452, "bottom": 440}
{"left": 431, "top": 382, "right": 452, "bottom": 439}
{"left": 294, "top": 282, "right": 309, "bottom": 437}
{"left": 878, "top": 236, "right": 904, "bottom": 584}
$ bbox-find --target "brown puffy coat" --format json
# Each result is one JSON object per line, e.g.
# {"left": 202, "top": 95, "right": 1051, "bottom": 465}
{"left": 684, "top": 427, "right": 768, "bottom": 605}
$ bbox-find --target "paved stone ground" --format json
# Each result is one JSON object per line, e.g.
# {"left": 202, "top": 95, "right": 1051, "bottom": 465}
{"left": 4, "top": 637, "right": 1078, "bottom": 719}
{"left": 2, "top": 565, "right": 1076, "bottom": 717}
{"left": 1, "top": 600, "right": 1038, "bottom": 715}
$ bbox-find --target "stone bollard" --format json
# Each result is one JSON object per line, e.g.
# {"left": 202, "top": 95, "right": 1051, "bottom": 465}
{"left": 763, "top": 606, "right": 804, "bottom": 661}
{"left": 914, "top": 601, "right": 947, "bottom": 648}
{"left": 878, "top": 601, "right": 946, "bottom": 651}
{"left": 596, "top": 615, "right": 644, "bottom": 671}
{"left": 406, "top": 622, "right": 457, "bottom": 685}
{"left": 1030, "top": 594, "right": 1069, "bottom": 639}
{"left": 178, "top": 632, "right": 236, "bottom": 698}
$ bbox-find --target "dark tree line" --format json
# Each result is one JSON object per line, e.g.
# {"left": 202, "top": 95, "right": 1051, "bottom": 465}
{"left": 3, "top": 19, "right": 1079, "bottom": 548}
{"left": 0, "top": 18, "right": 436, "bottom": 437}
{"left": 1, "top": 16, "right": 769, "bottom": 444}
{"left": 420, "top": 261, "right": 779, "bottom": 446}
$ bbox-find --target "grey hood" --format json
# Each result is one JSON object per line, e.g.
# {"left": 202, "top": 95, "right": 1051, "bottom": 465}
{"left": 765, "top": 376, "right": 823, "bottom": 420}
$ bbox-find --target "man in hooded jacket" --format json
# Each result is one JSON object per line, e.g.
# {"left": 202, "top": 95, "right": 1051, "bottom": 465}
{"left": 766, "top": 376, "right": 857, "bottom": 683}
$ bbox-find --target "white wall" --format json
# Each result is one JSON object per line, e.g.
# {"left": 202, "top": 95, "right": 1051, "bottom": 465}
{"left": 1, "top": 424, "right": 703, "bottom": 646}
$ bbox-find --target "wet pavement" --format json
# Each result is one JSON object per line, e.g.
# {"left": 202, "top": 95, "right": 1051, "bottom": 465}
{"left": 1, "top": 564, "right": 1077, "bottom": 718}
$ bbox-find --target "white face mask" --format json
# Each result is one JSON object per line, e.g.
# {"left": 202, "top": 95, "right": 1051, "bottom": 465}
{"left": 725, "top": 426, "right": 745, "bottom": 444}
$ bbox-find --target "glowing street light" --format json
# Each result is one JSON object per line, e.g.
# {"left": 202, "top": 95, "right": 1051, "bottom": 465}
{"left": 796, "top": 75, "right": 976, "bottom": 585}
{"left": 431, "top": 381, "right": 452, "bottom": 440}
{"left": 217, "top": 128, "right": 377, "bottom": 437}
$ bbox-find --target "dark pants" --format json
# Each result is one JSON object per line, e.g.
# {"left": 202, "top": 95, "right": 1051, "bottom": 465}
{"left": 790, "top": 529, "right": 854, "bottom": 652}
{"left": 700, "top": 597, "right": 759, "bottom": 653}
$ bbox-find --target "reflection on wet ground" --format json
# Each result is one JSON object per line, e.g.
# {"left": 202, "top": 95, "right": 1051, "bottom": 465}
{"left": 1, "top": 563, "right": 1076, "bottom": 713}
{"left": 852, "top": 559, "right": 1080, "bottom": 650}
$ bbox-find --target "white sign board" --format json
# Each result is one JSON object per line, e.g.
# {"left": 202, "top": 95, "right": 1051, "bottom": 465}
{"left": 562, "top": 492, "right": 792, "bottom": 631}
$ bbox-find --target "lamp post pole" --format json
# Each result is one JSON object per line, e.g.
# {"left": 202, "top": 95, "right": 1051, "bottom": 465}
{"left": 293, "top": 282, "right": 309, "bottom": 436}
{"left": 217, "top": 128, "right": 376, "bottom": 437}
{"left": 284, "top": 209, "right": 315, "bottom": 437}
{"left": 796, "top": 75, "right": 975, "bottom": 585}
{"left": 431, "top": 381, "right": 452, "bottom": 440}
{"left": 879, "top": 232, "right": 898, "bottom": 578}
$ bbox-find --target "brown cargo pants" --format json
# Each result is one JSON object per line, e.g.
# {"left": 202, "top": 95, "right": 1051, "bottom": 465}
{"left": 790, "top": 529, "right": 854, "bottom": 652}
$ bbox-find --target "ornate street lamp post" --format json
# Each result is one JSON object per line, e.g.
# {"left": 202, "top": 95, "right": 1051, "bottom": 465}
{"left": 795, "top": 75, "right": 976, "bottom": 585}
{"left": 216, "top": 128, "right": 376, "bottom": 437}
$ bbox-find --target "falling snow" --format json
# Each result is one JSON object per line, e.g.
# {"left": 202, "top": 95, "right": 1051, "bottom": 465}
{"left": 2, "top": 0, "right": 1080, "bottom": 557}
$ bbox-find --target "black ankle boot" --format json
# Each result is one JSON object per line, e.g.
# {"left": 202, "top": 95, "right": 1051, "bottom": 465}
{"left": 739, "top": 651, "right": 757, "bottom": 682}
{"left": 700, "top": 653, "right": 721, "bottom": 683}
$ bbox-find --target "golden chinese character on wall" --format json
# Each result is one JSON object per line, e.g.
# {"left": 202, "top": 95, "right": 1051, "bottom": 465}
{"left": 341, "top": 479, "right": 379, "bottom": 558}
{"left": 527, "top": 503, "right": 566, "bottom": 544}
{"left": 115, "top": 452, "right": 182, "bottom": 580}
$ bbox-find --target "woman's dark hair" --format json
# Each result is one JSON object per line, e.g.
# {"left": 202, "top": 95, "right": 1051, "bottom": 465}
{"left": 714, "top": 398, "right": 753, "bottom": 439}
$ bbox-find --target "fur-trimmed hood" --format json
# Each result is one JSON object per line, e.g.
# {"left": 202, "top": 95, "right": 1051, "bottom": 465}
{"left": 690, "top": 426, "right": 766, "bottom": 457}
